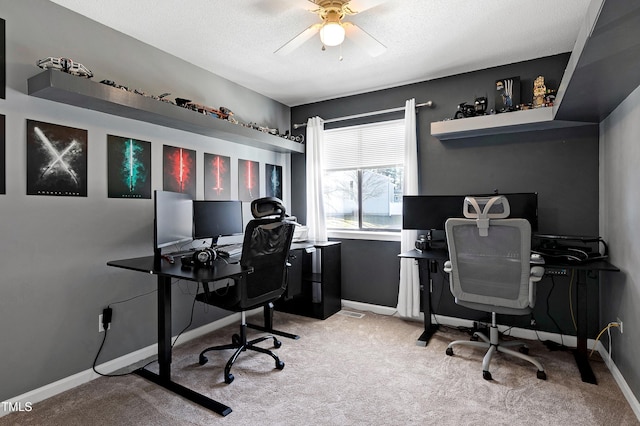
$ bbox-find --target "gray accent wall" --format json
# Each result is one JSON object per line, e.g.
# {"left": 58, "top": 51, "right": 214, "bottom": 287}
{"left": 291, "top": 53, "right": 601, "bottom": 333}
{"left": 600, "top": 83, "right": 640, "bottom": 402}
{"left": 0, "top": 0, "right": 291, "bottom": 402}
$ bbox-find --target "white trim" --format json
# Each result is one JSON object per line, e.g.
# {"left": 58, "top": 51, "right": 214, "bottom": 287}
{"left": 328, "top": 230, "right": 401, "bottom": 242}
{"left": 597, "top": 342, "right": 640, "bottom": 421}
{"left": 0, "top": 311, "right": 257, "bottom": 417}
{"left": 342, "top": 300, "right": 398, "bottom": 316}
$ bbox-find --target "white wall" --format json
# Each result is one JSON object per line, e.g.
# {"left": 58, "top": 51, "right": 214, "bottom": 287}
{"left": 600, "top": 83, "right": 640, "bottom": 398}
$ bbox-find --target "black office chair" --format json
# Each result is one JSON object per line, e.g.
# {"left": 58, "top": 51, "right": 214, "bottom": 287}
{"left": 196, "top": 198, "right": 295, "bottom": 384}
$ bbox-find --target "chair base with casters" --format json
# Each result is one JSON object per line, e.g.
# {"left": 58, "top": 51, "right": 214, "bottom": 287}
{"left": 445, "top": 312, "right": 546, "bottom": 381}
{"left": 198, "top": 312, "right": 285, "bottom": 384}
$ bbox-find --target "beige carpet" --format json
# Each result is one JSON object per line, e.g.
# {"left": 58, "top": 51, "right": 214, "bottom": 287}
{"left": 2, "top": 310, "right": 638, "bottom": 425}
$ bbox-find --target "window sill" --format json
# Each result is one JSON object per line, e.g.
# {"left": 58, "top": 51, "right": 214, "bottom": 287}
{"left": 327, "top": 230, "right": 401, "bottom": 242}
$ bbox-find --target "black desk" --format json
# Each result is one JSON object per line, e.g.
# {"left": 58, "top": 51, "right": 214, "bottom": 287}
{"left": 399, "top": 249, "right": 619, "bottom": 384}
{"left": 544, "top": 258, "right": 620, "bottom": 384}
{"left": 398, "top": 249, "right": 446, "bottom": 346}
{"left": 107, "top": 255, "right": 253, "bottom": 416}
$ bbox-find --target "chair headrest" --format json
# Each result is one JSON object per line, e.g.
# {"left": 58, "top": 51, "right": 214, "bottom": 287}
{"left": 251, "top": 197, "right": 286, "bottom": 219}
{"left": 463, "top": 195, "right": 510, "bottom": 236}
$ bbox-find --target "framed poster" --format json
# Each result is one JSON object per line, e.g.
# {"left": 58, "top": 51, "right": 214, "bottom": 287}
{"left": 204, "top": 153, "right": 230, "bottom": 200}
{"left": 26, "top": 120, "right": 88, "bottom": 197}
{"left": 0, "top": 115, "right": 4, "bottom": 194}
{"left": 265, "top": 163, "right": 282, "bottom": 199}
{"left": 1, "top": 18, "right": 5, "bottom": 99}
{"left": 162, "top": 144, "right": 196, "bottom": 198}
{"left": 238, "top": 159, "right": 259, "bottom": 202}
{"left": 107, "top": 135, "right": 151, "bottom": 199}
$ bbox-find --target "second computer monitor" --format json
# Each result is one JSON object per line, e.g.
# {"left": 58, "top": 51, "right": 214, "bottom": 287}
{"left": 193, "top": 200, "right": 244, "bottom": 245}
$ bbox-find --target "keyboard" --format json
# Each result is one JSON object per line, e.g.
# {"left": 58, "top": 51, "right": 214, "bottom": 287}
{"left": 217, "top": 243, "right": 243, "bottom": 257}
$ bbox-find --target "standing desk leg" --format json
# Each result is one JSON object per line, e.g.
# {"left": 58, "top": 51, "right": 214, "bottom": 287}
{"left": 416, "top": 259, "right": 439, "bottom": 346}
{"left": 134, "top": 275, "right": 233, "bottom": 416}
{"left": 573, "top": 269, "right": 597, "bottom": 384}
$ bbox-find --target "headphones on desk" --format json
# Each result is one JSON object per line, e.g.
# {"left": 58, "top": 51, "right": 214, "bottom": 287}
{"left": 181, "top": 248, "right": 217, "bottom": 268}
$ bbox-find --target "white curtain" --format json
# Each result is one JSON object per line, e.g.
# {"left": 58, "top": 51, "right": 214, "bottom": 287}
{"left": 397, "top": 98, "right": 421, "bottom": 318}
{"left": 305, "top": 116, "right": 327, "bottom": 242}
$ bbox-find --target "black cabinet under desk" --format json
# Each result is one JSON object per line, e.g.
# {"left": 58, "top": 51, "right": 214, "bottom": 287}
{"left": 276, "top": 241, "right": 342, "bottom": 320}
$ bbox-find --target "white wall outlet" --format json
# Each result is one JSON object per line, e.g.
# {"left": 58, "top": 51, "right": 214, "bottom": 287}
{"left": 98, "top": 313, "right": 111, "bottom": 332}
{"left": 617, "top": 317, "right": 623, "bottom": 334}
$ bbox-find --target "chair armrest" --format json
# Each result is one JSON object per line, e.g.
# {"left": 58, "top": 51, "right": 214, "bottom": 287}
{"left": 443, "top": 260, "right": 452, "bottom": 274}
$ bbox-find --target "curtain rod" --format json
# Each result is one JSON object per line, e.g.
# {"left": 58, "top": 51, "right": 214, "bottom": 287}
{"left": 292, "top": 100, "right": 434, "bottom": 129}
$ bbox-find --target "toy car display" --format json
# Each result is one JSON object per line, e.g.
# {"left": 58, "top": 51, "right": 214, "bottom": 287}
{"left": 37, "top": 57, "right": 93, "bottom": 78}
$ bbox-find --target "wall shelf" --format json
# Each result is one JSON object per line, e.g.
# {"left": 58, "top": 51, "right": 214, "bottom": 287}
{"left": 27, "top": 69, "right": 304, "bottom": 154}
{"left": 553, "top": 0, "right": 640, "bottom": 122}
{"left": 430, "top": 107, "right": 593, "bottom": 141}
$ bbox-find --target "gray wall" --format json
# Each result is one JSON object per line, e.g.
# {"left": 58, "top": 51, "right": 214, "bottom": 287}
{"left": 0, "top": 0, "right": 291, "bottom": 401}
{"left": 601, "top": 83, "right": 640, "bottom": 402}
{"left": 291, "top": 54, "right": 602, "bottom": 335}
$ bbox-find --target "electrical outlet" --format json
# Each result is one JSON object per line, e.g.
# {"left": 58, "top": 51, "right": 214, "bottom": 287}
{"left": 98, "top": 313, "right": 111, "bottom": 332}
{"left": 617, "top": 317, "right": 623, "bottom": 334}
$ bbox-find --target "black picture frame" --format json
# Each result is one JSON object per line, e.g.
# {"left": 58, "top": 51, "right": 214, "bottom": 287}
{"left": 107, "top": 135, "right": 152, "bottom": 199}
{"left": 26, "top": 120, "right": 88, "bottom": 197}
{"left": 0, "top": 18, "right": 5, "bottom": 100}
{"left": 0, "top": 114, "right": 5, "bottom": 194}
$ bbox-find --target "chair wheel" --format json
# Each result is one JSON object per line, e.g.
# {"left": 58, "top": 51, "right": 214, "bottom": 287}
{"left": 274, "top": 339, "right": 282, "bottom": 349}
{"left": 537, "top": 370, "right": 547, "bottom": 380}
{"left": 232, "top": 334, "right": 240, "bottom": 344}
{"left": 276, "top": 360, "right": 285, "bottom": 370}
{"left": 225, "top": 373, "right": 235, "bottom": 384}
{"left": 470, "top": 333, "right": 479, "bottom": 341}
{"left": 446, "top": 347, "right": 454, "bottom": 356}
{"left": 519, "top": 346, "right": 529, "bottom": 355}
{"left": 199, "top": 354, "right": 208, "bottom": 366}
{"left": 483, "top": 370, "right": 492, "bottom": 381}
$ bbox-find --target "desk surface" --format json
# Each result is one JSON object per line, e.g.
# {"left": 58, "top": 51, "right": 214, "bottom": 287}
{"left": 399, "top": 249, "right": 620, "bottom": 272}
{"left": 107, "top": 255, "right": 251, "bottom": 282}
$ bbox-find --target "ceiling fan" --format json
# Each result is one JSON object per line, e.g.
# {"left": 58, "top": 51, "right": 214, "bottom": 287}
{"left": 274, "top": 0, "right": 387, "bottom": 57}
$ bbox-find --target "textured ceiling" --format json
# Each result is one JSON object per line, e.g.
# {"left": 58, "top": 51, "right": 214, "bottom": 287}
{"left": 49, "top": 0, "right": 591, "bottom": 107}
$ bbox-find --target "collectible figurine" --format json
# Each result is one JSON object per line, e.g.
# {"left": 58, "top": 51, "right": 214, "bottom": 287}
{"left": 37, "top": 57, "right": 93, "bottom": 78}
{"left": 533, "top": 76, "right": 546, "bottom": 108}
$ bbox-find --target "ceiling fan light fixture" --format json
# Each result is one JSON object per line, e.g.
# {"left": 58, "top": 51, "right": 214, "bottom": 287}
{"left": 320, "top": 22, "right": 345, "bottom": 47}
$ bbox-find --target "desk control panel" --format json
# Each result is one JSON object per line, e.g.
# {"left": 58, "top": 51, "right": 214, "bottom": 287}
{"left": 545, "top": 267, "right": 568, "bottom": 276}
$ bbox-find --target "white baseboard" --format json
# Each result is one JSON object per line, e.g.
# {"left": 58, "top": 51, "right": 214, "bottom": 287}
{"left": 341, "top": 299, "right": 640, "bottom": 422}
{"left": 596, "top": 343, "right": 640, "bottom": 420}
{"left": 1, "top": 312, "right": 248, "bottom": 417}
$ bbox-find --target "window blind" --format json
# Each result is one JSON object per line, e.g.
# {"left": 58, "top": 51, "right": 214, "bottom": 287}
{"left": 324, "top": 119, "right": 405, "bottom": 171}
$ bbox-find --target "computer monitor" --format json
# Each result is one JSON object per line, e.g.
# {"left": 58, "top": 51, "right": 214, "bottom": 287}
{"left": 403, "top": 193, "right": 538, "bottom": 232}
{"left": 192, "top": 200, "right": 244, "bottom": 246}
{"left": 154, "top": 190, "right": 193, "bottom": 253}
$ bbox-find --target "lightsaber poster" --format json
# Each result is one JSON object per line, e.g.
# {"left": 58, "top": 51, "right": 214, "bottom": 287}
{"left": 238, "top": 159, "right": 259, "bottom": 202}
{"left": 265, "top": 163, "right": 282, "bottom": 199}
{"left": 107, "top": 135, "right": 151, "bottom": 199}
{"left": 26, "top": 120, "right": 87, "bottom": 197}
{"left": 204, "top": 153, "right": 230, "bottom": 200}
{"left": 162, "top": 144, "right": 195, "bottom": 198}
{"left": 0, "top": 115, "right": 5, "bottom": 194}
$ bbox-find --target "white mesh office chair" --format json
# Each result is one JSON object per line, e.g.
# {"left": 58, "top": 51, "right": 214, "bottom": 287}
{"left": 443, "top": 195, "right": 546, "bottom": 381}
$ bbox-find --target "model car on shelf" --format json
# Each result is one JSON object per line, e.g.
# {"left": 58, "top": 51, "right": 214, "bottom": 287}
{"left": 37, "top": 57, "right": 93, "bottom": 78}
{"left": 175, "top": 98, "right": 229, "bottom": 120}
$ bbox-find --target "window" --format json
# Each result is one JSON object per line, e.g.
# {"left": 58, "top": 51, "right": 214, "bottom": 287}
{"left": 323, "top": 119, "right": 405, "bottom": 231}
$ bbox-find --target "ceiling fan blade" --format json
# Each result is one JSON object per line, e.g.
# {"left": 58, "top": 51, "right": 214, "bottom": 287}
{"left": 343, "top": 22, "right": 386, "bottom": 57}
{"left": 345, "top": 0, "right": 389, "bottom": 14}
{"left": 274, "top": 23, "right": 322, "bottom": 56}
